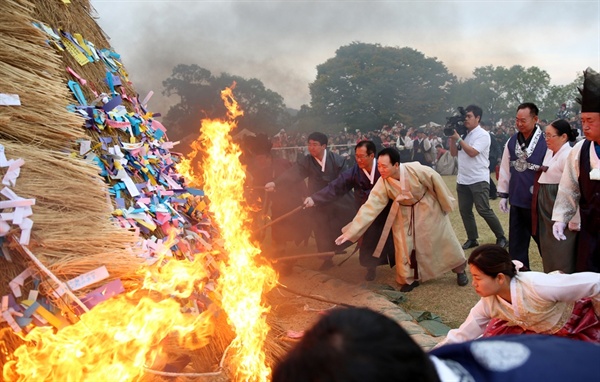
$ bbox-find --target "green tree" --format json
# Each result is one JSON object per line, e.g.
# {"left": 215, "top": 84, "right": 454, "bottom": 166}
{"left": 309, "top": 42, "right": 456, "bottom": 131}
{"left": 449, "top": 65, "right": 561, "bottom": 124}
{"left": 542, "top": 73, "right": 583, "bottom": 122}
{"left": 162, "top": 64, "right": 291, "bottom": 142}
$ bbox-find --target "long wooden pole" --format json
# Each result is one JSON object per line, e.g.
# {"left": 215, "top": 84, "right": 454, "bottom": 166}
{"left": 256, "top": 205, "right": 304, "bottom": 232}
{"left": 12, "top": 235, "right": 90, "bottom": 313}
{"left": 271, "top": 251, "right": 336, "bottom": 263}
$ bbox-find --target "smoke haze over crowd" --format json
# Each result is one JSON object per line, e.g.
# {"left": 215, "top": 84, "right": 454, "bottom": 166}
{"left": 91, "top": 0, "right": 599, "bottom": 114}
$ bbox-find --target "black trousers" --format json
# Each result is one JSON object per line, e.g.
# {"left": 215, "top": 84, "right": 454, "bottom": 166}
{"left": 508, "top": 205, "right": 540, "bottom": 269}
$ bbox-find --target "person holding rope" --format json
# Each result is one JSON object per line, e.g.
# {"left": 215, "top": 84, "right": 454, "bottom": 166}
{"left": 303, "top": 140, "right": 395, "bottom": 281}
{"left": 335, "top": 148, "right": 468, "bottom": 292}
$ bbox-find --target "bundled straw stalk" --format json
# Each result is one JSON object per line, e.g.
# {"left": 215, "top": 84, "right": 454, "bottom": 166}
{"left": 0, "top": 0, "right": 141, "bottom": 288}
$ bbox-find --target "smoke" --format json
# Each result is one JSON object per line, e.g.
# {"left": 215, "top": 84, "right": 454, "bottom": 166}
{"left": 91, "top": 0, "right": 599, "bottom": 113}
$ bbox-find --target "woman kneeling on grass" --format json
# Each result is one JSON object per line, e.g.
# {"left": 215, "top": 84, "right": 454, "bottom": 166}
{"left": 437, "top": 244, "right": 600, "bottom": 347}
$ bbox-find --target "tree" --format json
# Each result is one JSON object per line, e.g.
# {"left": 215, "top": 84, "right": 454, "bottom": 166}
{"left": 449, "top": 65, "right": 561, "bottom": 124}
{"left": 162, "top": 64, "right": 291, "bottom": 142}
{"left": 309, "top": 42, "right": 456, "bottom": 131}
{"left": 542, "top": 73, "right": 583, "bottom": 122}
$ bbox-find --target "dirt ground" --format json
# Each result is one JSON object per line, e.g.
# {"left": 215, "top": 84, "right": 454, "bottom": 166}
{"left": 263, "top": 174, "right": 543, "bottom": 332}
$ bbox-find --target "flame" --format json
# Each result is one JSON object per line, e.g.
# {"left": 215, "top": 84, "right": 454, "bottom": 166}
{"left": 3, "top": 286, "right": 218, "bottom": 381}
{"left": 3, "top": 86, "right": 277, "bottom": 381}
{"left": 181, "top": 86, "right": 278, "bottom": 380}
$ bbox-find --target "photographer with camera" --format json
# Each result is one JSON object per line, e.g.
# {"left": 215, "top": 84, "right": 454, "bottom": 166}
{"left": 449, "top": 105, "right": 508, "bottom": 250}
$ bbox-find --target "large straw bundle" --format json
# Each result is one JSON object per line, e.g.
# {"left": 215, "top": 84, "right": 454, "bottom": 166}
{"left": 0, "top": 0, "right": 141, "bottom": 292}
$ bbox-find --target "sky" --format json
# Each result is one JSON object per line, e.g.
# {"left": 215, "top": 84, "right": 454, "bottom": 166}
{"left": 90, "top": 0, "right": 600, "bottom": 113}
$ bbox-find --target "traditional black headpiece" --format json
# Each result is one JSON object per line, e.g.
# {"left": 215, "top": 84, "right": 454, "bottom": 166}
{"left": 577, "top": 67, "right": 600, "bottom": 113}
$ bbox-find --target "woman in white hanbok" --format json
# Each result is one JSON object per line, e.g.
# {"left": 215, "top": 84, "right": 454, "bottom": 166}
{"left": 532, "top": 119, "right": 580, "bottom": 273}
{"left": 437, "top": 244, "right": 600, "bottom": 347}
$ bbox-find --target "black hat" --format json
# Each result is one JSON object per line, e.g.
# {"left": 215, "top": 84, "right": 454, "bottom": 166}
{"left": 577, "top": 67, "right": 600, "bottom": 113}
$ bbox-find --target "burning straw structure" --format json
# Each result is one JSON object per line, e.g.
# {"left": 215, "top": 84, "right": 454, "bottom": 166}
{"left": 0, "top": 0, "right": 290, "bottom": 380}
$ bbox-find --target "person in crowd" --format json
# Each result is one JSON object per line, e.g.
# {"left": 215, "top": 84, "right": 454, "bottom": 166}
{"left": 272, "top": 307, "right": 600, "bottom": 382}
{"left": 437, "top": 244, "right": 600, "bottom": 347}
{"left": 434, "top": 144, "right": 457, "bottom": 175}
{"left": 303, "top": 141, "right": 395, "bottom": 281}
{"left": 449, "top": 105, "right": 507, "bottom": 251}
{"left": 395, "top": 128, "right": 413, "bottom": 163}
{"left": 335, "top": 148, "right": 468, "bottom": 292}
{"left": 553, "top": 68, "right": 600, "bottom": 272}
{"left": 244, "top": 134, "right": 312, "bottom": 273}
{"left": 406, "top": 128, "right": 433, "bottom": 166}
{"left": 265, "top": 132, "right": 356, "bottom": 270}
{"left": 497, "top": 103, "right": 547, "bottom": 270}
{"left": 481, "top": 121, "right": 502, "bottom": 199}
{"left": 556, "top": 102, "right": 571, "bottom": 120}
{"left": 532, "top": 119, "right": 579, "bottom": 273}
{"left": 429, "top": 132, "right": 443, "bottom": 150}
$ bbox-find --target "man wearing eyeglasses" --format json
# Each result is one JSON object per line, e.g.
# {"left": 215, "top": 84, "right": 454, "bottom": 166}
{"left": 302, "top": 141, "right": 395, "bottom": 281}
{"left": 497, "top": 103, "right": 547, "bottom": 270}
{"left": 265, "top": 132, "right": 356, "bottom": 270}
{"left": 553, "top": 68, "right": 600, "bottom": 272}
{"left": 449, "top": 104, "right": 507, "bottom": 252}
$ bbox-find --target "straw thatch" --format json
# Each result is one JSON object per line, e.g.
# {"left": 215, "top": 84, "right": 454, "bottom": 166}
{"left": 0, "top": 0, "right": 141, "bottom": 291}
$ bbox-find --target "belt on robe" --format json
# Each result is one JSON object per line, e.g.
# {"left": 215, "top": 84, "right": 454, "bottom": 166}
{"left": 372, "top": 191, "right": 427, "bottom": 280}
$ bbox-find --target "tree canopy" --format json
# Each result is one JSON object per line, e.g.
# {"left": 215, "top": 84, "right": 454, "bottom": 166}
{"left": 448, "top": 65, "right": 581, "bottom": 124}
{"left": 160, "top": 45, "right": 585, "bottom": 141}
{"left": 162, "top": 64, "right": 290, "bottom": 142}
{"left": 308, "top": 42, "right": 456, "bottom": 130}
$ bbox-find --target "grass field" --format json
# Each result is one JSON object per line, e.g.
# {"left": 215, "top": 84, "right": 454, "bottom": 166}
{"left": 264, "top": 174, "right": 543, "bottom": 328}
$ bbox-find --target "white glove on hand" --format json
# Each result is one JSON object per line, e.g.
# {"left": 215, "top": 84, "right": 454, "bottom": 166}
{"left": 335, "top": 234, "right": 349, "bottom": 246}
{"left": 264, "top": 182, "right": 276, "bottom": 192}
{"left": 552, "top": 222, "right": 567, "bottom": 241}
{"left": 303, "top": 197, "right": 315, "bottom": 208}
{"left": 499, "top": 198, "right": 509, "bottom": 213}
{"left": 568, "top": 221, "right": 581, "bottom": 232}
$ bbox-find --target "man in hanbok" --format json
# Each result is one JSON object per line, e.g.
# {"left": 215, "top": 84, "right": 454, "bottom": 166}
{"left": 553, "top": 68, "right": 600, "bottom": 272}
{"left": 265, "top": 132, "right": 355, "bottom": 270}
{"left": 335, "top": 148, "right": 468, "bottom": 292}
{"left": 303, "top": 141, "right": 395, "bottom": 281}
{"left": 497, "top": 103, "right": 547, "bottom": 270}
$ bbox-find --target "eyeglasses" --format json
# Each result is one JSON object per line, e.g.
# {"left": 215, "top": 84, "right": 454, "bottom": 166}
{"left": 544, "top": 134, "right": 559, "bottom": 139}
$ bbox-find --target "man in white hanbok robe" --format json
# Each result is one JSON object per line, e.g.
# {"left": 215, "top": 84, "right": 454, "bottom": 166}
{"left": 336, "top": 148, "right": 467, "bottom": 290}
{"left": 552, "top": 68, "right": 600, "bottom": 272}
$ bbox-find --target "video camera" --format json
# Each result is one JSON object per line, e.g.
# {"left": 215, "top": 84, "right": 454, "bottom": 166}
{"left": 443, "top": 107, "right": 467, "bottom": 137}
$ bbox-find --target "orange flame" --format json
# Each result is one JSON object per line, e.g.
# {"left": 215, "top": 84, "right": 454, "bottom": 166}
{"left": 3, "top": 285, "right": 218, "bottom": 381}
{"left": 182, "top": 86, "right": 278, "bottom": 380}
{"left": 3, "top": 86, "right": 277, "bottom": 381}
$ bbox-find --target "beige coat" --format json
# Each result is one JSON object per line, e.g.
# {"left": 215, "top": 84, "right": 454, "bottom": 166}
{"left": 343, "top": 162, "right": 466, "bottom": 284}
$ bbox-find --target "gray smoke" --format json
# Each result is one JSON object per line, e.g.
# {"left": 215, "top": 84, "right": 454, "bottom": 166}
{"left": 91, "top": 0, "right": 598, "bottom": 114}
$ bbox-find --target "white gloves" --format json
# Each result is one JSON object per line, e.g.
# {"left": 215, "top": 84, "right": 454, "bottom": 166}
{"left": 335, "top": 234, "right": 350, "bottom": 246}
{"left": 552, "top": 222, "right": 567, "bottom": 241}
{"left": 264, "top": 182, "right": 276, "bottom": 192}
{"left": 499, "top": 198, "right": 509, "bottom": 213}
{"left": 303, "top": 197, "right": 315, "bottom": 208}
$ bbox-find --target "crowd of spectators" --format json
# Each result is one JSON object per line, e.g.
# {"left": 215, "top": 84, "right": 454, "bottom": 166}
{"left": 270, "top": 122, "right": 516, "bottom": 168}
